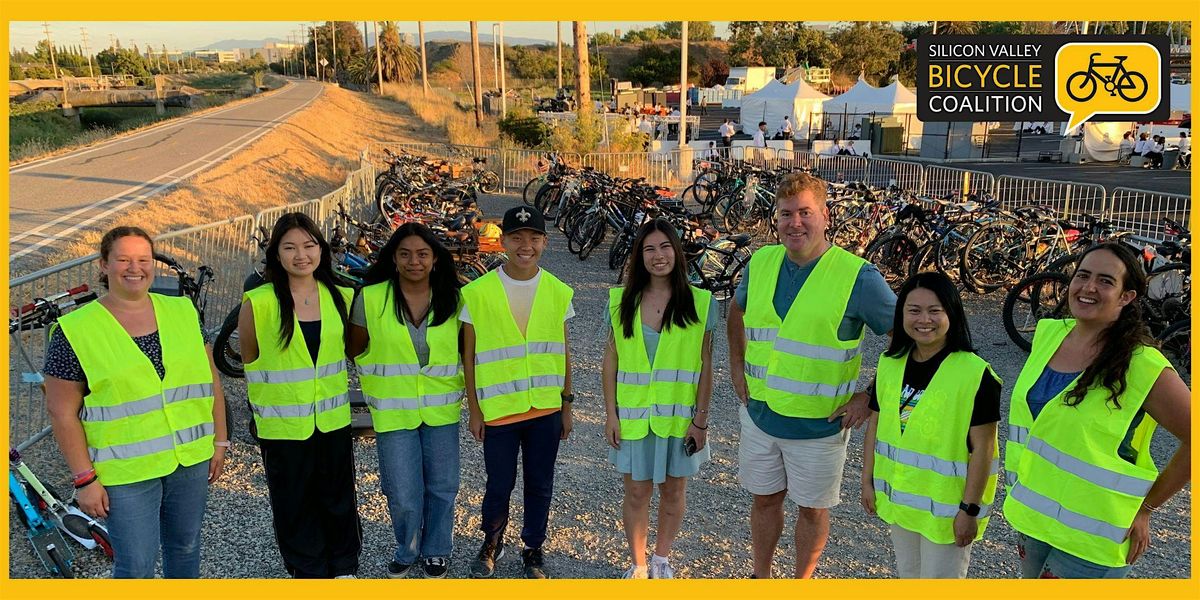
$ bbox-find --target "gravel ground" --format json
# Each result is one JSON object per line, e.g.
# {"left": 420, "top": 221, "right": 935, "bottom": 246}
{"left": 10, "top": 193, "right": 1191, "bottom": 579}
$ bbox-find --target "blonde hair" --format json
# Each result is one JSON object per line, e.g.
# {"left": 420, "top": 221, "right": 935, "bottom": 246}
{"left": 776, "top": 172, "right": 828, "bottom": 205}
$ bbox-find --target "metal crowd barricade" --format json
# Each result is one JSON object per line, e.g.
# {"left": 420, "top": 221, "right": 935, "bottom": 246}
{"left": 583, "top": 151, "right": 683, "bottom": 189}
{"left": 994, "top": 175, "right": 1107, "bottom": 222}
{"left": 774, "top": 149, "right": 820, "bottom": 173}
{"left": 922, "top": 166, "right": 996, "bottom": 199}
{"left": 1106, "top": 187, "right": 1191, "bottom": 243}
{"left": 816, "top": 155, "right": 870, "bottom": 184}
{"left": 154, "top": 215, "right": 259, "bottom": 332}
{"left": 866, "top": 157, "right": 925, "bottom": 192}
{"left": 8, "top": 254, "right": 101, "bottom": 451}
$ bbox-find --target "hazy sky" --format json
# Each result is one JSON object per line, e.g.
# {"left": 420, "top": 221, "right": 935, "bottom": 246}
{"left": 10, "top": 21, "right": 736, "bottom": 52}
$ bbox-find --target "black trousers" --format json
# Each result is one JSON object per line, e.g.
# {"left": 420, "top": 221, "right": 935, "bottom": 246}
{"left": 480, "top": 411, "right": 563, "bottom": 549}
{"left": 259, "top": 425, "right": 362, "bottom": 578}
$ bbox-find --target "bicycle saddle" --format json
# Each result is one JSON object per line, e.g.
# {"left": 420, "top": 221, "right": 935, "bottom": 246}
{"left": 728, "top": 233, "right": 753, "bottom": 247}
{"left": 1112, "top": 55, "right": 1128, "bottom": 60}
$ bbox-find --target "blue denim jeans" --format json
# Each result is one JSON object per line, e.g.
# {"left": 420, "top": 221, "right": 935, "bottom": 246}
{"left": 377, "top": 423, "right": 460, "bottom": 564}
{"left": 1017, "top": 532, "right": 1133, "bottom": 579}
{"left": 104, "top": 461, "right": 210, "bottom": 578}
{"left": 481, "top": 411, "right": 562, "bottom": 549}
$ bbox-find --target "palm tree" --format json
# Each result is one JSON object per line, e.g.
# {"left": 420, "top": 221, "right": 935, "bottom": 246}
{"left": 378, "top": 21, "right": 418, "bottom": 83}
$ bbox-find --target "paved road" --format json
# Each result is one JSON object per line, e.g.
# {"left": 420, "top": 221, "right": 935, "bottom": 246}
{"left": 8, "top": 79, "right": 323, "bottom": 263}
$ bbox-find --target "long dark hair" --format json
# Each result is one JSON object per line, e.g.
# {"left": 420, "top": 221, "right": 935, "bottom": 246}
{"left": 884, "top": 271, "right": 974, "bottom": 358}
{"left": 1064, "top": 242, "right": 1155, "bottom": 408}
{"left": 262, "top": 213, "right": 350, "bottom": 350}
{"left": 619, "top": 219, "right": 698, "bottom": 339}
{"left": 363, "top": 222, "right": 461, "bottom": 327}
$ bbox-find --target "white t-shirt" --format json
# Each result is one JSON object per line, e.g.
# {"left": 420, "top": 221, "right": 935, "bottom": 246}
{"left": 1178, "top": 137, "right": 1190, "bottom": 153}
{"left": 752, "top": 129, "right": 766, "bottom": 147}
{"left": 781, "top": 119, "right": 793, "bottom": 133}
{"left": 719, "top": 123, "right": 734, "bottom": 138}
{"left": 1134, "top": 139, "right": 1148, "bottom": 154}
{"left": 458, "top": 266, "right": 575, "bottom": 336}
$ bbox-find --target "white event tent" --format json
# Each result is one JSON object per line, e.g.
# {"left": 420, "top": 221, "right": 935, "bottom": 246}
{"left": 738, "top": 78, "right": 829, "bottom": 139}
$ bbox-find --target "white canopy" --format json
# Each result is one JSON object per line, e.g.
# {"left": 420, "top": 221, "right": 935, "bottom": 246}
{"left": 822, "top": 78, "right": 917, "bottom": 116}
{"left": 739, "top": 79, "right": 829, "bottom": 139}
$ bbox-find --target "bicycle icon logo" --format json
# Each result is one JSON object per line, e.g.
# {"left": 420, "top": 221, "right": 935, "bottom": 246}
{"left": 1065, "top": 53, "right": 1149, "bottom": 103}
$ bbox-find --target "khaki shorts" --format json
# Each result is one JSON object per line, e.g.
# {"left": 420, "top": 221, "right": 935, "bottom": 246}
{"left": 737, "top": 404, "right": 849, "bottom": 509}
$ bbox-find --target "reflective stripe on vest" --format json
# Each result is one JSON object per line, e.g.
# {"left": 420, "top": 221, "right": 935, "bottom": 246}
{"left": 462, "top": 270, "right": 572, "bottom": 422}
{"left": 244, "top": 283, "right": 353, "bottom": 440}
{"left": 610, "top": 286, "right": 710, "bottom": 440}
{"left": 742, "top": 245, "right": 866, "bottom": 418}
{"left": 57, "top": 294, "right": 216, "bottom": 486}
{"left": 872, "top": 350, "right": 1000, "bottom": 545}
{"left": 356, "top": 281, "right": 465, "bottom": 432}
{"left": 1004, "top": 319, "right": 1168, "bottom": 567}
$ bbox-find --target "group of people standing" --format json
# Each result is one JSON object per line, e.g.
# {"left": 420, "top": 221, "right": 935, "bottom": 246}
{"left": 46, "top": 171, "right": 1190, "bottom": 580}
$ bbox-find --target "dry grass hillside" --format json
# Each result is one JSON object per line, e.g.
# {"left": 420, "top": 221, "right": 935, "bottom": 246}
{"left": 50, "top": 84, "right": 451, "bottom": 266}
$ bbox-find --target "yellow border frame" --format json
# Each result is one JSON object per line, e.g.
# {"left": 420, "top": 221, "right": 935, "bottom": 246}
{"left": 2, "top": 2, "right": 1197, "bottom": 597}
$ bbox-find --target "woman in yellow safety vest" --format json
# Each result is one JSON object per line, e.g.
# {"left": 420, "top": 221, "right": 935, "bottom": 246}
{"left": 45, "top": 226, "right": 229, "bottom": 578}
{"left": 237, "top": 213, "right": 360, "bottom": 579}
{"left": 860, "top": 271, "right": 1001, "bottom": 578}
{"left": 348, "top": 222, "right": 463, "bottom": 579}
{"left": 1005, "top": 242, "right": 1191, "bottom": 578}
{"left": 603, "top": 219, "right": 716, "bottom": 579}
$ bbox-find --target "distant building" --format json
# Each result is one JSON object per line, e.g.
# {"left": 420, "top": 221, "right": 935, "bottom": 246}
{"left": 193, "top": 50, "right": 238, "bottom": 64}
{"left": 399, "top": 32, "right": 413, "bottom": 46}
{"left": 238, "top": 43, "right": 300, "bottom": 64}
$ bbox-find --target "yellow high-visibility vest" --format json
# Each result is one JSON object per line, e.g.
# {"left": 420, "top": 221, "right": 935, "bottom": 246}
{"left": 609, "top": 286, "right": 710, "bottom": 439}
{"left": 1005, "top": 319, "right": 1168, "bottom": 567}
{"left": 244, "top": 283, "right": 353, "bottom": 440}
{"left": 357, "top": 281, "right": 464, "bottom": 431}
{"left": 57, "top": 295, "right": 215, "bottom": 486}
{"left": 743, "top": 245, "right": 866, "bottom": 417}
{"left": 873, "top": 350, "right": 1000, "bottom": 544}
{"left": 461, "top": 270, "right": 573, "bottom": 422}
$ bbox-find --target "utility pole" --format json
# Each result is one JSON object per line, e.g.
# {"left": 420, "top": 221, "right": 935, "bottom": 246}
{"left": 499, "top": 22, "right": 507, "bottom": 116}
{"left": 313, "top": 24, "right": 321, "bottom": 81}
{"left": 331, "top": 21, "right": 338, "bottom": 84}
{"left": 678, "top": 21, "right": 689, "bottom": 147}
{"left": 300, "top": 27, "right": 309, "bottom": 79}
{"left": 419, "top": 21, "right": 429, "bottom": 98}
{"left": 374, "top": 21, "right": 384, "bottom": 94}
{"left": 556, "top": 21, "right": 563, "bottom": 90}
{"left": 43, "top": 22, "right": 59, "bottom": 79}
{"left": 492, "top": 23, "right": 499, "bottom": 91}
{"left": 573, "top": 22, "right": 590, "bottom": 110}
{"left": 469, "top": 21, "right": 484, "bottom": 128}
{"left": 81, "top": 27, "right": 95, "bottom": 77}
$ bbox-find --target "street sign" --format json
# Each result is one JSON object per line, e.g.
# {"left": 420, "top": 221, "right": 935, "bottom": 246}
{"left": 319, "top": 58, "right": 329, "bottom": 66}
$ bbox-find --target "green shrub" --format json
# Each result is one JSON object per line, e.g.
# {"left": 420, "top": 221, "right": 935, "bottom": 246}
{"left": 498, "top": 114, "right": 549, "bottom": 148}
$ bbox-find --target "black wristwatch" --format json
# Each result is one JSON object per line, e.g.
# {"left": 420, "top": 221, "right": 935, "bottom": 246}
{"left": 959, "top": 501, "right": 981, "bottom": 517}
{"left": 560, "top": 393, "right": 575, "bottom": 404}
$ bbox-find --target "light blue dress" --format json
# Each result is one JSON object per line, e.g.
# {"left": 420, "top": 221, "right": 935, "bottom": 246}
{"left": 605, "top": 295, "right": 717, "bottom": 483}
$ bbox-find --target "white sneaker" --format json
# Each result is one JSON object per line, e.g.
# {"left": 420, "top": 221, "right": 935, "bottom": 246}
{"left": 334, "top": 574, "right": 357, "bottom": 579}
{"left": 622, "top": 565, "right": 649, "bottom": 579}
{"left": 649, "top": 560, "right": 674, "bottom": 579}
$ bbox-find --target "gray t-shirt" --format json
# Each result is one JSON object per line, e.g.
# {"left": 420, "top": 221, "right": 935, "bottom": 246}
{"left": 603, "top": 292, "right": 719, "bottom": 363}
{"left": 351, "top": 292, "right": 432, "bottom": 368}
{"left": 734, "top": 248, "right": 897, "bottom": 439}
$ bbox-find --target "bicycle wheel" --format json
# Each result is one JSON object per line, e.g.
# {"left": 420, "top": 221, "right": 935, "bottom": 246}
{"left": 829, "top": 217, "right": 870, "bottom": 255}
{"left": 1116, "top": 71, "right": 1149, "bottom": 103}
{"left": 47, "top": 546, "right": 73, "bottom": 579}
{"left": 608, "top": 228, "right": 635, "bottom": 271}
{"left": 479, "top": 170, "right": 501, "bottom": 194}
{"left": 89, "top": 523, "right": 114, "bottom": 559}
{"left": 1156, "top": 319, "right": 1190, "bottom": 385}
{"left": 1065, "top": 71, "right": 1097, "bottom": 102}
{"left": 907, "top": 242, "right": 937, "bottom": 278}
{"left": 457, "top": 259, "right": 489, "bottom": 282}
{"left": 1002, "top": 271, "right": 1071, "bottom": 352}
{"left": 212, "top": 307, "right": 244, "bottom": 379}
{"left": 578, "top": 216, "right": 609, "bottom": 260}
{"left": 865, "top": 234, "right": 918, "bottom": 291}
{"left": 720, "top": 195, "right": 751, "bottom": 234}
{"left": 961, "top": 222, "right": 1026, "bottom": 293}
{"left": 375, "top": 178, "right": 404, "bottom": 221}
{"left": 1145, "top": 261, "right": 1191, "bottom": 333}
{"left": 716, "top": 249, "right": 752, "bottom": 306}
{"left": 522, "top": 177, "right": 542, "bottom": 205}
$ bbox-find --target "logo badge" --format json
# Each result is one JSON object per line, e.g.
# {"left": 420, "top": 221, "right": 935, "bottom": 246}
{"left": 516, "top": 208, "right": 531, "bottom": 223}
{"left": 1055, "top": 42, "right": 1162, "bottom": 132}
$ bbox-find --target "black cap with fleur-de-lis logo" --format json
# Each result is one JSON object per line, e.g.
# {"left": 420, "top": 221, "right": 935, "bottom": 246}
{"left": 501, "top": 205, "right": 547, "bottom": 235}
